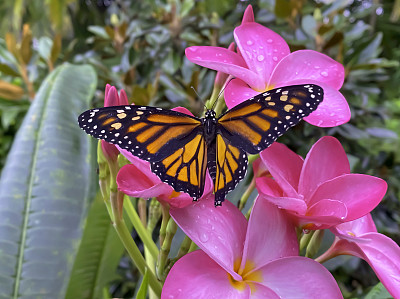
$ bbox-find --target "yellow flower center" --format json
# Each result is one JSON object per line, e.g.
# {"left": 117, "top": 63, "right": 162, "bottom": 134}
{"left": 227, "top": 258, "right": 263, "bottom": 294}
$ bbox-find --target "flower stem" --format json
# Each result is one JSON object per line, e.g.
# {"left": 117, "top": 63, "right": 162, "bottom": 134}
{"left": 306, "top": 229, "right": 325, "bottom": 258}
{"left": 188, "top": 241, "right": 198, "bottom": 253}
{"left": 299, "top": 230, "right": 315, "bottom": 252}
{"left": 110, "top": 191, "right": 162, "bottom": 296}
{"left": 238, "top": 179, "right": 256, "bottom": 210}
{"left": 123, "top": 197, "right": 159, "bottom": 260}
{"left": 315, "top": 239, "right": 340, "bottom": 264}
{"left": 157, "top": 218, "right": 177, "bottom": 281}
{"left": 176, "top": 236, "right": 192, "bottom": 259}
{"left": 159, "top": 204, "right": 170, "bottom": 246}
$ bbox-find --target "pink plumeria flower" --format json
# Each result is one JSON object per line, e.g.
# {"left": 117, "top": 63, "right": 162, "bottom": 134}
{"left": 256, "top": 136, "right": 387, "bottom": 230}
{"left": 185, "top": 5, "right": 350, "bottom": 127}
{"left": 162, "top": 197, "right": 343, "bottom": 298}
{"left": 117, "top": 107, "right": 213, "bottom": 209}
{"left": 316, "top": 214, "right": 400, "bottom": 298}
{"left": 101, "top": 85, "right": 129, "bottom": 161}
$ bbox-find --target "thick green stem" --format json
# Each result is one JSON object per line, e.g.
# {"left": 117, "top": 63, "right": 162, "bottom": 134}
{"left": 148, "top": 199, "right": 161, "bottom": 234}
{"left": 111, "top": 191, "right": 162, "bottom": 297}
{"left": 306, "top": 229, "right": 325, "bottom": 258}
{"left": 238, "top": 179, "right": 256, "bottom": 210}
{"left": 176, "top": 236, "right": 192, "bottom": 259}
{"left": 159, "top": 204, "right": 170, "bottom": 246}
{"left": 157, "top": 218, "right": 177, "bottom": 281}
{"left": 300, "top": 230, "right": 315, "bottom": 252}
{"left": 124, "top": 197, "right": 159, "bottom": 260}
{"left": 188, "top": 241, "right": 198, "bottom": 253}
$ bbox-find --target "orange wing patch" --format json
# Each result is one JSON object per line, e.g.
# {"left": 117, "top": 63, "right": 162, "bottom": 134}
{"left": 152, "top": 133, "right": 207, "bottom": 200}
{"left": 213, "top": 134, "right": 247, "bottom": 205}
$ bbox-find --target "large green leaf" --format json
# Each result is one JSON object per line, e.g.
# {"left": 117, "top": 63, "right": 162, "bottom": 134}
{"left": 65, "top": 192, "right": 127, "bottom": 299}
{"left": 0, "top": 63, "right": 97, "bottom": 298}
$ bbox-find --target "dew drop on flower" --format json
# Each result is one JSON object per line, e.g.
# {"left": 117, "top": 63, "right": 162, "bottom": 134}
{"left": 200, "top": 232, "right": 209, "bottom": 243}
{"left": 257, "top": 55, "right": 264, "bottom": 62}
{"left": 314, "top": 65, "right": 320, "bottom": 69}
{"left": 320, "top": 71, "right": 328, "bottom": 77}
{"left": 267, "top": 39, "right": 273, "bottom": 43}
{"left": 247, "top": 40, "right": 254, "bottom": 46}
{"left": 272, "top": 56, "right": 278, "bottom": 61}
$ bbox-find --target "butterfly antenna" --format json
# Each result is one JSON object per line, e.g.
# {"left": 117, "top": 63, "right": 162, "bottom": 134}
{"left": 191, "top": 86, "right": 201, "bottom": 99}
{"left": 211, "top": 76, "right": 234, "bottom": 110}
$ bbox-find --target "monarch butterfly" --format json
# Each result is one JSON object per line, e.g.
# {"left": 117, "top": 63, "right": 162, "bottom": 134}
{"left": 79, "top": 84, "right": 323, "bottom": 206}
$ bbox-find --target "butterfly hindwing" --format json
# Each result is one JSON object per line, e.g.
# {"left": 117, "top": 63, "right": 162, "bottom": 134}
{"left": 208, "top": 134, "right": 248, "bottom": 206}
{"left": 217, "top": 84, "right": 323, "bottom": 154}
{"left": 78, "top": 105, "right": 202, "bottom": 162}
{"left": 151, "top": 132, "right": 208, "bottom": 199}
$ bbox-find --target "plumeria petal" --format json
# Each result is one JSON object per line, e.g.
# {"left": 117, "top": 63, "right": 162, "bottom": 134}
{"left": 256, "top": 177, "right": 307, "bottom": 214}
{"left": 185, "top": 46, "right": 264, "bottom": 89}
{"left": 117, "top": 164, "right": 171, "bottom": 198}
{"left": 171, "top": 106, "right": 194, "bottom": 115}
{"left": 326, "top": 232, "right": 400, "bottom": 298}
{"left": 119, "top": 88, "right": 129, "bottom": 105}
{"left": 302, "top": 82, "right": 350, "bottom": 127}
{"left": 241, "top": 5, "right": 255, "bottom": 24}
{"left": 249, "top": 285, "right": 280, "bottom": 298}
{"left": 224, "top": 78, "right": 261, "bottom": 109}
{"left": 170, "top": 198, "right": 247, "bottom": 280}
{"left": 241, "top": 198, "right": 298, "bottom": 271}
{"left": 162, "top": 250, "right": 251, "bottom": 299}
{"left": 256, "top": 257, "right": 343, "bottom": 298}
{"left": 309, "top": 174, "right": 387, "bottom": 221}
{"left": 352, "top": 234, "right": 400, "bottom": 298}
{"left": 303, "top": 199, "right": 348, "bottom": 229}
{"left": 333, "top": 214, "right": 377, "bottom": 236}
{"left": 299, "top": 136, "right": 350, "bottom": 200}
{"left": 104, "top": 85, "right": 119, "bottom": 106}
{"left": 234, "top": 23, "right": 290, "bottom": 87}
{"left": 269, "top": 50, "right": 345, "bottom": 90}
{"left": 260, "top": 142, "right": 304, "bottom": 198}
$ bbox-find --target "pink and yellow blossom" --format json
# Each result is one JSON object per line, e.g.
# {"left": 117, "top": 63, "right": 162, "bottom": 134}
{"left": 185, "top": 5, "right": 350, "bottom": 127}
{"left": 162, "top": 197, "right": 342, "bottom": 298}
{"left": 256, "top": 136, "right": 387, "bottom": 229}
{"left": 316, "top": 214, "right": 400, "bottom": 298}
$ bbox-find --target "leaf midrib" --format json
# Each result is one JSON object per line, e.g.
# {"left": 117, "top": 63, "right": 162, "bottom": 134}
{"left": 12, "top": 68, "right": 61, "bottom": 298}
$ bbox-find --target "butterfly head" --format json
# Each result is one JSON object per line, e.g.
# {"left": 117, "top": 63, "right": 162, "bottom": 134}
{"left": 205, "top": 109, "right": 216, "bottom": 120}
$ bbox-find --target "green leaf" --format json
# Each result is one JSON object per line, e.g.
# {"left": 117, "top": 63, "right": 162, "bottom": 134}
{"left": 364, "top": 282, "right": 392, "bottom": 299}
{"left": 38, "top": 37, "right": 53, "bottom": 61}
{"left": 135, "top": 269, "right": 149, "bottom": 299}
{"left": 65, "top": 193, "right": 128, "bottom": 299}
{"left": 0, "top": 63, "right": 97, "bottom": 299}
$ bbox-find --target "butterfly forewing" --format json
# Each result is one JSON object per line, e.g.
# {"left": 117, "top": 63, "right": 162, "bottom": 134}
{"left": 151, "top": 133, "right": 208, "bottom": 199}
{"left": 78, "top": 105, "right": 202, "bottom": 162}
{"left": 217, "top": 84, "right": 323, "bottom": 154}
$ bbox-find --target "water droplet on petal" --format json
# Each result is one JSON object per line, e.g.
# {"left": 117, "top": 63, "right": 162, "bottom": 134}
{"left": 247, "top": 40, "right": 253, "bottom": 46}
{"left": 272, "top": 56, "right": 278, "bottom": 61}
{"left": 321, "top": 71, "right": 328, "bottom": 77}
{"left": 200, "top": 232, "right": 209, "bottom": 243}
{"left": 257, "top": 55, "right": 264, "bottom": 62}
{"left": 314, "top": 65, "right": 320, "bottom": 69}
{"left": 267, "top": 39, "right": 273, "bottom": 43}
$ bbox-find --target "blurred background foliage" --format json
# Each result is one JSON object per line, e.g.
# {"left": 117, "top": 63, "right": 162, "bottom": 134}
{"left": 0, "top": 0, "right": 399, "bottom": 297}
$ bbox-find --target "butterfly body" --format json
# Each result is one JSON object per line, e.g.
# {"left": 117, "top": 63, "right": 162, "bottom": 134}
{"left": 78, "top": 84, "right": 323, "bottom": 206}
